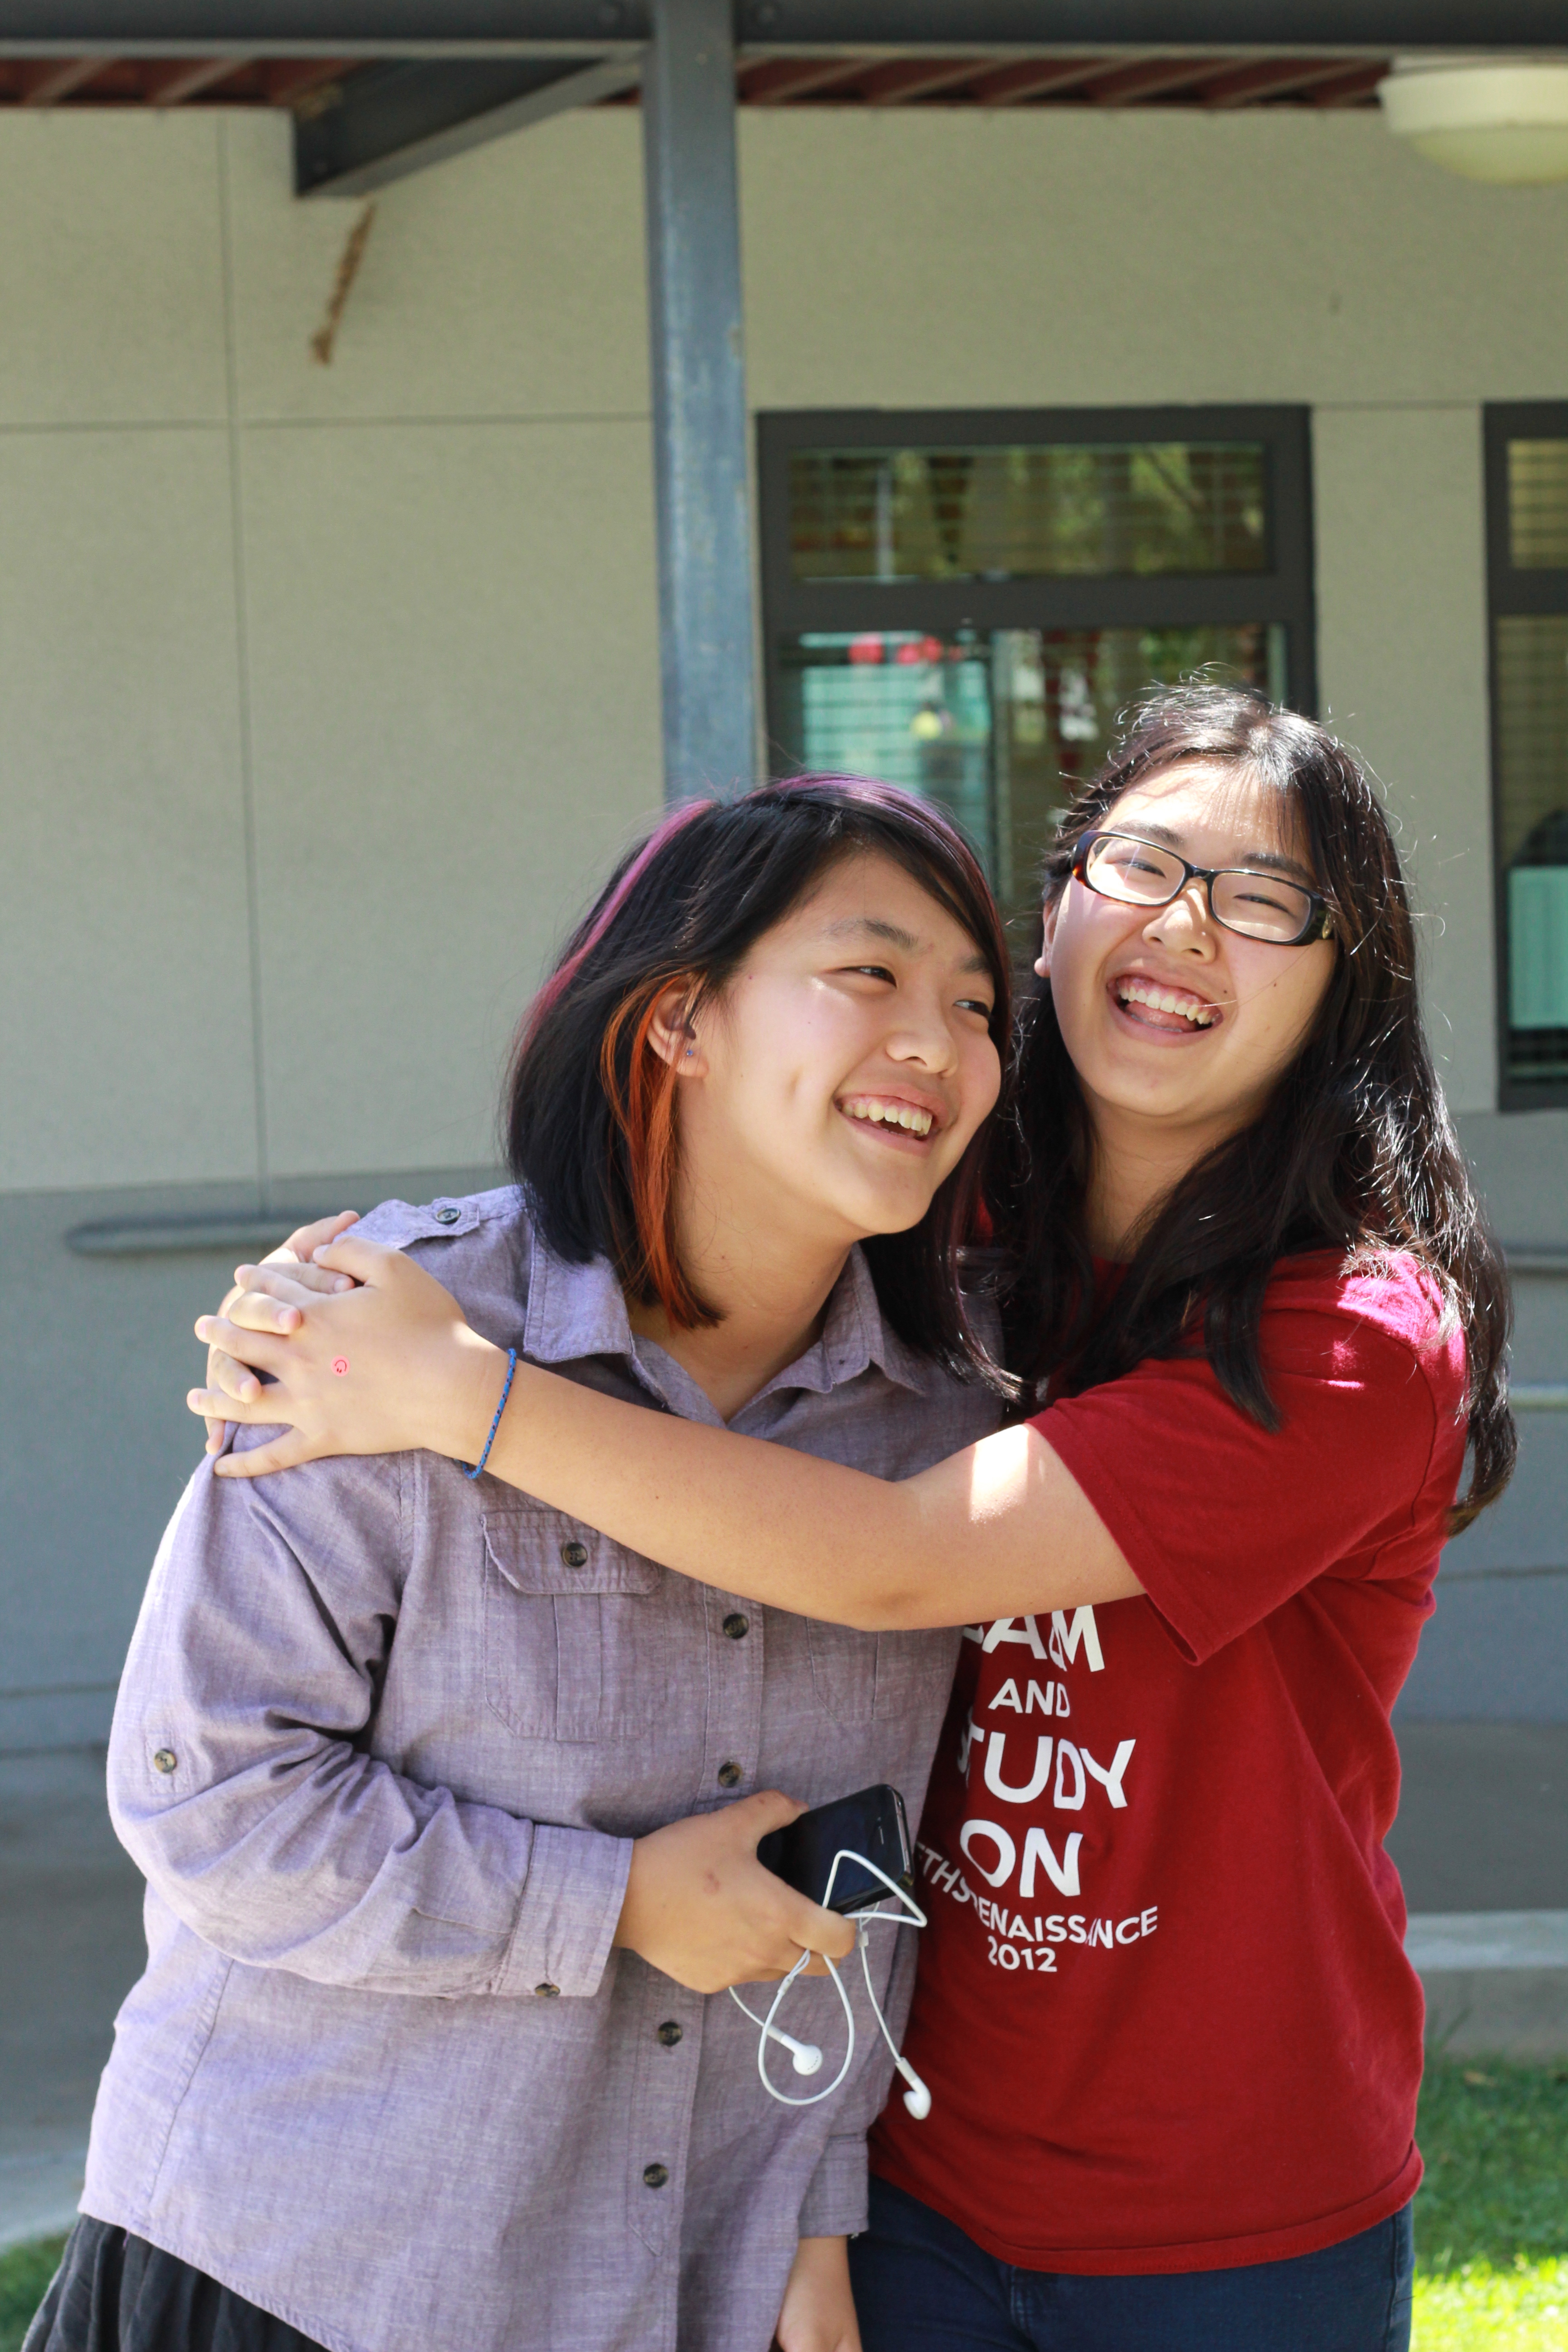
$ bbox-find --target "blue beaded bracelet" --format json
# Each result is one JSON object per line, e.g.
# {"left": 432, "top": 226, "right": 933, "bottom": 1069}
{"left": 464, "top": 1347, "right": 518, "bottom": 1481}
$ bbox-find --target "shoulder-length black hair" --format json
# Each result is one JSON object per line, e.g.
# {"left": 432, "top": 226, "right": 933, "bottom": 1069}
{"left": 506, "top": 774, "right": 1013, "bottom": 1387}
{"left": 996, "top": 681, "right": 1515, "bottom": 1533}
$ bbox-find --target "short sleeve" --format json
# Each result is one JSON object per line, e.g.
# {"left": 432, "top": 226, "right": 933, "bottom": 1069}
{"left": 1035, "top": 1281, "right": 1453, "bottom": 1666}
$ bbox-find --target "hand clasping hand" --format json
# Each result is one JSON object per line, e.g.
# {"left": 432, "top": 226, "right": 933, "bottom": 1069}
{"left": 188, "top": 1234, "right": 508, "bottom": 1477}
{"left": 200, "top": 1210, "right": 363, "bottom": 1453}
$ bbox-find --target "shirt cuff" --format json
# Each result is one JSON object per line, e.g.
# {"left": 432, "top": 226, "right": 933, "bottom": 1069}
{"left": 493, "top": 1822, "right": 634, "bottom": 2000}
{"left": 798, "top": 2132, "right": 870, "bottom": 2239}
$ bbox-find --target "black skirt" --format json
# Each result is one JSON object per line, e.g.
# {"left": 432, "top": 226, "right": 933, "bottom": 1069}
{"left": 24, "top": 2219, "right": 330, "bottom": 2352}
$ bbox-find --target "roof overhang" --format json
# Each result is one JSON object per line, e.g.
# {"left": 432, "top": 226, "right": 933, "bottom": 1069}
{"left": 0, "top": 5, "right": 1561, "bottom": 199}
{"left": 0, "top": 2, "right": 1559, "bottom": 57}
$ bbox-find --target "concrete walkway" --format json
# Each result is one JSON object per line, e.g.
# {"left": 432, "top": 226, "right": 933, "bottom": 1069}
{"left": 0, "top": 1752, "right": 145, "bottom": 2252}
{"left": 1409, "top": 1910, "right": 1568, "bottom": 2058}
{"left": 1387, "top": 1718, "right": 1568, "bottom": 1910}
{"left": 3, "top": 1730, "right": 1565, "bottom": 2252}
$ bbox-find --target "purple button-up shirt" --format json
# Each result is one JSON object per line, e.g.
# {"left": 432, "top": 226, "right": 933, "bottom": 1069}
{"left": 84, "top": 1187, "right": 1003, "bottom": 2352}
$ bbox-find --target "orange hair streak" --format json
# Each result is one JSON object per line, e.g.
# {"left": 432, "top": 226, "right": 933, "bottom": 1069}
{"left": 598, "top": 976, "right": 711, "bottom": 1329}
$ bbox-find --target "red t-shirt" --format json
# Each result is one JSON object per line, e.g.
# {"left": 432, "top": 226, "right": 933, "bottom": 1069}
{"left": 872, "top": 1251, "right": 1467, "bottom": 2275}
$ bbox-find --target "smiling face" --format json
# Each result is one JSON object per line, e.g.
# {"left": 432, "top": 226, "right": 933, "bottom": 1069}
{"left": 672, "top": 848, "right": 1003, "bottom": 1252}
{"left": 1039, "top": 758, "right": 1338, "bottom": 1171}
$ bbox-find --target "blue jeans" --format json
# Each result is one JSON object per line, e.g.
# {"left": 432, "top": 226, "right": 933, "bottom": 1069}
{"left": 850, "top": 2178, "right": 1413, "bottom": 2352}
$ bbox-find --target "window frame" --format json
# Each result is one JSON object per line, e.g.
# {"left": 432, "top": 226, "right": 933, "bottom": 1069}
{"left": 756, "top": 404, "right": 1319, "bottom": 770}
{"left": 1485, "top": 401, "right": 1568, "bottom": 1112}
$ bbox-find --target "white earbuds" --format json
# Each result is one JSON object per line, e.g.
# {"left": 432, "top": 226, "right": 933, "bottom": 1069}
{"left": 896, "top": 2057, "right": 931, "bottom": 2120}
{"left": 768, "top": 2024, "right": 823, "bottom": 2078}
{"left": 729, "top": 1850, "right": 930, "bottom": 2116}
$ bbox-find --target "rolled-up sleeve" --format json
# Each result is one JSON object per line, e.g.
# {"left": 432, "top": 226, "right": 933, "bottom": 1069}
{"left": 798, "top": 2132, "right": 871, "bottom": 2239}
{"left": 108, "top": 1440, "right": 632, "bottom": 1999}
{"left": 797, "top": 1924, "right": 922, "bottom": 2236}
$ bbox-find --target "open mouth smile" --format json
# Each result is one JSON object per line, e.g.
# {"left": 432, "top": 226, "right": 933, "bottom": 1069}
{"left": 838, "top": 1093, "right": 941, "bottom": 1144}
{"left": 1109, "top": 975, "right": 1224, "bottom": 1034}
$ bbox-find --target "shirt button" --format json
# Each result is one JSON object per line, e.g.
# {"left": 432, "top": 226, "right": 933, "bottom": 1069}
{"left": 656, "top": 2020, "right": 683, "bottom": 2048}
{"left": 716, "top": 1760, "right": 743, "bottom": 1788}
{"left": 433, "top": 1205, "right": 461, "bottom": 1225}
{"left": 534, "top": 1983, "right": 560, "bottom": 1999}
{"left": 722, "top": 1613, "right": 749, "bottom": 1642}
{"left": 642, "top": 2163, "right": 670, "bottom": 2190}
{"left": 560, "top": 1540, "right": 589, "bottom": 1568}
{"left": 152, "top": 1749, "right": 177, "bottom": 1774}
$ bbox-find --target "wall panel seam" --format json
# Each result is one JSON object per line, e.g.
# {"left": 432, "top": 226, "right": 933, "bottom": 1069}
{"left": 0, "top": 419, "right": 229, "bottom": 436}
{"left": 218, "top": 118, "right": 270, "bottom": 1205}
{"left": 237, "top": 411, "right": 655, "bottom": 431}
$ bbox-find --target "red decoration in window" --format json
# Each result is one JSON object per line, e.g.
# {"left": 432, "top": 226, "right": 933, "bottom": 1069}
{"left": 895, "top": 636, "right": 946, "bottom": 666}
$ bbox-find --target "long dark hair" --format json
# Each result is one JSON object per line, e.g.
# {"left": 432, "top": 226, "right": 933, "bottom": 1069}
{"left": 997, "top": 681, "right": 1514, "bottom": 1533}
{"left": 506, "top": 774, "right": 1013, "bottom": 1386}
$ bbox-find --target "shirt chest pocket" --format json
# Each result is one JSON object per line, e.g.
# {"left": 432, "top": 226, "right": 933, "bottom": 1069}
{"left": 481, "top": 1507, "right": 669, "bottom": 1742}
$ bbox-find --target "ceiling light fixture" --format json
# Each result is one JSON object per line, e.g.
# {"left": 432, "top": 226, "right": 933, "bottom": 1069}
{"left": 1379, "top": 57, "right": 1568, "bottom": 185}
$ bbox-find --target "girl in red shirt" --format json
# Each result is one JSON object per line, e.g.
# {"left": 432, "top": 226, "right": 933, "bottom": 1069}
{"left": 198, "top": 685, "right": 1513, "bottom": 2352}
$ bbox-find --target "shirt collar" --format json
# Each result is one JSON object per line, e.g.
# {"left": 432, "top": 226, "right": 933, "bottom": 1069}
{"left": 522, "top": 1228, "right": 929, "bottom": 1402}
{"left": 808, "top": 1242, "right": 929, "bottom": 1397}
{"left": 522, "top": 1231, "right": 641, "bottom": 1369}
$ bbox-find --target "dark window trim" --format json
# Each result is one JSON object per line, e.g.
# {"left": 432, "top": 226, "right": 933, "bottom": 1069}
{"left": 756, "top": 404, "right": 1318, "bottom": 773}
{"left": 1484, "top": 402, "right": 1568, "bottom": 1112}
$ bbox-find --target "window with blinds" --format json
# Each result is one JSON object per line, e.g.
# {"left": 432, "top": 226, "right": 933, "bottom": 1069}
{"left": 1486, "top": 408, "right": 1568, "bottom": 1105}
{"left": 788, "top": 443, "right": 1270, "bottom": 585}
{"left": 760, "top": 409, "right": 1314, "bottom": 949}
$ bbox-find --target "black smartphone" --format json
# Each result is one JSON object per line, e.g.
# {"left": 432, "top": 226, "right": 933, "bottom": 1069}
{"left": 756, "top": 1784, "right": 914, "bottom": 1915}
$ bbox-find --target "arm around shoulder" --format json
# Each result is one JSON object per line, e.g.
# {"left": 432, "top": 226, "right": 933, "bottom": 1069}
{"left": 195, "top": 1233, "right": 1141, "bottom": 1629}
{"left": 481, "top": 1368, "right": 1142, "bottom": 1631}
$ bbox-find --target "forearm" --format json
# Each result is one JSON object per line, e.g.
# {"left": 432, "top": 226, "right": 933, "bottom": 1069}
{"left": 198, "top": 1239, "right": 1139, "bottom": 1626}
{"left": 776, "top": 2233, "right": 862, "bottom": 2352}
{"left": 446, "top": 1355, "right": 1139, "bottom": 1629}
{"left": 480, "top": 1362, "right": 923, "bottom": 1625}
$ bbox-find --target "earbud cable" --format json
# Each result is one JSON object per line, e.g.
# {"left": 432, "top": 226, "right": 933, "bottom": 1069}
{"left": 727, "top": 1850, "right": 928, "bottom": 2111}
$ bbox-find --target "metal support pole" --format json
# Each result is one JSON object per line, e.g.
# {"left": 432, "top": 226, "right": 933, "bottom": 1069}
{"left": 642, "top": 0, "right": 757, "bottom": 802}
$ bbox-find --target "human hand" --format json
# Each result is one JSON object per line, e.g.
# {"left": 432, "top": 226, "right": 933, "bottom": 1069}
{"left": 201, "top": 1212, "right": 362, "bottom": 1453}
{"left": 774, "top": 2236, "right": 862, "bottom": 2352}
{"left": 187, "top": 1235, "right": 506, "bottom": 1478}
{"left": 612, "top": 1792, "right": 856, "bottom": 1994}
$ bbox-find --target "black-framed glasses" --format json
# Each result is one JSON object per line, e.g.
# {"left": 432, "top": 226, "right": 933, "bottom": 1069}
{"left": 1072, "top": 830, "right": 1335, "bottom": 946}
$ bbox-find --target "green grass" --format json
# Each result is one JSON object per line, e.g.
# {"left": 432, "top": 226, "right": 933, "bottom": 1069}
{"left": 0, "top": 2234, "right": 63, "bottom": 2352}
{"left": 1414, "top": 2259, "right": 1567, "bottom": 2351}
{"left": 0, "top": 2059, "right": 1560, "bottom": 2351}
{"left": 1412, "top": 2053, "right": 1568, "bottom": 2350}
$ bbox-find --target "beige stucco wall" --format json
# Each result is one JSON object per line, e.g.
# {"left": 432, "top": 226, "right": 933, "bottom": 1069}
{"left": 0, "top": 110, "right": 664, "bottom": 1197}
{"left": 1313, "top": 407, "right": 1496, "bottom": 1112}
{"left": 737, "top": 105, "right": 1568, "bottom": 1117}
{"left": 5, "top": 104, "right": 1568, "bottom": 1195}
{"left": 3, "top": 99, "right": 1567, "bottom": 1743}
